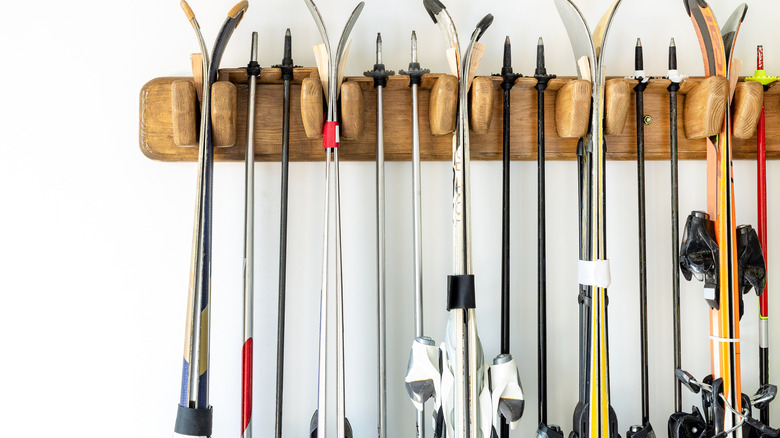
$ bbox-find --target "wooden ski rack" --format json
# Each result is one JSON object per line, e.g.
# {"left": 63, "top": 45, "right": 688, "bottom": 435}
{"left": 139, "top": 66, "right": 780, "bottom": 162}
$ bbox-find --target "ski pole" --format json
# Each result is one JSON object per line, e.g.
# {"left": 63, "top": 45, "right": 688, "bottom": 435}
{"left": 498, "top": 36, "right": 521, "bottom": 438}
{"left": 533, "top": 35, "right": 561, "bottom": 438}
{"left": 273, "top": 28, "right": 295, "bottom": 438}
{"left": 364, "top": 34, "right": 393, "bottom": 438}
{"left": 400, "top": 30, "right": 432, "bottom": 438}
{"left": 174, "top": 3, "right": 247, "bottom": 438}
{"left": 746, "top": 45, "right": 779, "bottom": 427}
{"left": 241, "top": 31, "right": 259, "bottom": 438}
{"left": 667, "top": 37, "right": 683, "bottom": 414}
{"left": 627, "top": 37, "right": 654, "bottom": 438}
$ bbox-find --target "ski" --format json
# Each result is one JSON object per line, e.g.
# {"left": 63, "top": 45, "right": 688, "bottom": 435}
{"left": 420, "top": 1, "right": 524, "bottom": 437}
{"left": 533, "top": 36, "right": 562, "bottom": 438}
{"left": 273, "top": 28, "right": 295, "bottom": 438}
{"left": 241, "top": 30, "right": 259, "bottom": 438}
{"left": 746, "top": 44, "right": 778, "bottom": 427}
{"left": 496, "top": 36, "right": 522, "bottom": 438}
{"left": 667, "top": 37, "right": 684, "bottom": 415}
{"left": 553, "top": 1, "right": 623, "bottom": 438}
{"left": 400, "top": 30, "right": 432, "bottom": 438}
{"left": 364, "top": 33, "right": 393, "bottom": 438}
{"left": 304, "top": 1, "right": 364, "bottom": 437}
{"left": 674, "top": 1, "right": 772, "bottom": 437}
{"left": 173, "top": 2, "right": 247, "bottom": 438}
{"left": 628, "top": 38, "right": 655, "bottom": 438}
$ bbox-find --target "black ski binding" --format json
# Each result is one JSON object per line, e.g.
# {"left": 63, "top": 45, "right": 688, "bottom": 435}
{"left": 679, "top": 211, "right": 719, "bottom": 308}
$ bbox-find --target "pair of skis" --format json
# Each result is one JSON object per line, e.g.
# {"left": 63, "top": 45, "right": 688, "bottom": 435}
{"left": 173, "top": 2, "right": 248, "bottom": 438}
{"left": 304, "top": 1, "right": 364, "bottom": 437}
{"left": 240, "top": 27, "right": 295, "bottom": 438}
{"left": 405, "top": 1, "right": 524, "bottom": 438}
{"left": 672, "top": 1, "right": 774, "bottom": 438}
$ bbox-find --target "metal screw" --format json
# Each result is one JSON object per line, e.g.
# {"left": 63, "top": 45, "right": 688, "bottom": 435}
{"left": 643, "top": 115, "right": 653, "bottom": 125}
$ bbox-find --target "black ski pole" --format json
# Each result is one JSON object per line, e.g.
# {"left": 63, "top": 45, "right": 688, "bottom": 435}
{"left": 497, "top": 35, "right": 522, "bottom": 438}
{"left": 273, "top": 28, "right": 295, "bottom": 438}
{"left": 667, "top": 37, "right": 682, "bottom": 415}
{"left": 533, "top": 36, "right": 562, "bottom": 438}
{"left": 627, "top": 38, "right": 655, "bottom": 438}
{"left": 364, "top": 32, "right": 393, "bottom": 438}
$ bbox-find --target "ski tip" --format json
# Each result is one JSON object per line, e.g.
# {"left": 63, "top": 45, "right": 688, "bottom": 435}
{"left": 682, "top": 0, "right": 692, "bottom": 17}
{"left": 474, "top": 13, "right": 493, "bottom": 39}
{"left": 537, "top": 36, "right": 544, "bottom": 46}
{"left": 423, "top": 0, "right": 445, "bottom": 23}
{"left": 180, "top": 0, "right": 196, "bottom": 21}
{"left": 228, "top": 0, "right": 249, "bottom": 19}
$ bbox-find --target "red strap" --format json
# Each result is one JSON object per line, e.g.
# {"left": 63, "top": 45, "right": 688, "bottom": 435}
{"left": 323, "top": 121, "right": 340, "bottom": 149}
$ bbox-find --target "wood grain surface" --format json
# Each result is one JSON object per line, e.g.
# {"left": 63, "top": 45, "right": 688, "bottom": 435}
{"left": 139, "top": 67, "right": 780, "bottom": 161}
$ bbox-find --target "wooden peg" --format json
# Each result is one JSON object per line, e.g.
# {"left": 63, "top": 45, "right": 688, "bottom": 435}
{"left": 605, "top": 78, "right": 630, "bottom": 135}
{"left": 469, "top": 77, "right": 495, "bottom": 134}
{"left": 301, "top": 77, "right": 324, "bottom": 139}
{"left": 171, "top": 80, "right": 198, "bottom": 147}
{"left": 732, "top": 81, "right": 763, "bottom": 139}
{"left": 555, "top": 79, "right": 591, "bottom": 138}
{"left": 211, "top": 81, "right": 237, "bottom": 147}
{"left": 429, "top": 75, "right": 458, "bottom": 135}
{"left": 683, "top": 76, "right": 728, "bottom": 139}
{"left": 191, "top": 53, "right": 204, "bottom": 102}
{"left": 340, "top": 81, "right": 363, "bottom": 140}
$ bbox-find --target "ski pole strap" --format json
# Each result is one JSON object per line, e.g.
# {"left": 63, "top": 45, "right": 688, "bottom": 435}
{"left": 577, "top": 259, "right": 611, "bottom": 288}
{"left": 322, "top": 121, "right": 339, "bottom": 149}
{"left": 447, "top": 275, "right": 476, "bottom": 310}
{"left": 174, "top": 404, "right": 213, "bottom": 437}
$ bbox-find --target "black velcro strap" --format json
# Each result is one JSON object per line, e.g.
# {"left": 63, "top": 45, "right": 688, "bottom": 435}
{"left": 447, "top": 275, "right": 476, "bottom": 310}
{"left": 174, "top": 404, "right": 213, "bottom": 437}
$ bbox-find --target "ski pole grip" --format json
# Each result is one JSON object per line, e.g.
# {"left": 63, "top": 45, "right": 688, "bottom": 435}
{"left": 171, "top": 80, "right": 198, "bottom": 147}
{"left": 340, "top": 81, "right": 363, "bottom": 140}
{"left": 301, "top": 77, "right": 324, "bottom": 139}
{"left": 605, "top": 78, "right": 630, "bottom": 135}
{"left": 469, "top": 76, "right": 495, "bottom": 134}
{"left": 555, "top": 79, "right": 591, "bottom": 138}
{"left": 211, "top": 81, "right": 237, "bottom": 147}
{"left": 429, "top": 75, "right": 458, "bottom": 136}
{"left": 683, "top": 76, "right": 728, "bottom": 139}
{"left": 732, "top": 81, "right": 763, "bottom": 139}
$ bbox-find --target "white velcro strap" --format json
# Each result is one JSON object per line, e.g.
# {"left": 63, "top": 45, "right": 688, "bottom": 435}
{"left": 578, "top": 259, "right": 611, "bottom": 288}
{"left": 710, "top": 336, "right": 741, "bottom": 343}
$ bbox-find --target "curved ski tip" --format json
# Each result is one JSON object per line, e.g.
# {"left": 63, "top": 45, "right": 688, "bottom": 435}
{"left": 423, "top": 0, "right": 445, "bottom": 23}
{"left": 228, "top": 0, "right": 249, "bottom": 18}
{"left": 476, "top": 14, "right": 493, "bottom": 33}
{"left": 180, "top": 0, "right": 196, "bottom": 21}
{"left": 738, "top": 3, "right": 748, "bottom": 21}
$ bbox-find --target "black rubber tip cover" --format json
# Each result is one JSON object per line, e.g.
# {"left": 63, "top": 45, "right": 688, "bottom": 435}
{"left": 174, "top": 404, "right": 213, "bottom": 437}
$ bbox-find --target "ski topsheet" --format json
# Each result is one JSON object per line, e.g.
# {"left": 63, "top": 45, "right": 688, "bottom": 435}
{"left": 553, "top": 1, "right": 622, "bottom": 438}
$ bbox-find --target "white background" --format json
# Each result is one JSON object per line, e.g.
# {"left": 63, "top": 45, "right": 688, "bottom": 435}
{"left": 2, "top": 0, "right": 779, "bottom": 437}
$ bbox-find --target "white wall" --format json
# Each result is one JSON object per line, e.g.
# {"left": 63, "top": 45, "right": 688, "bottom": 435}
{"left": 2, "top": 0, "right": 779, "bottom": 437}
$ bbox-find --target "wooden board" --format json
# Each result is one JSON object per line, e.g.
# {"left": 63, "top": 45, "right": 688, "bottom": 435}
{"left": 139, "top": 69, "right": 780, "bottom": 161}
